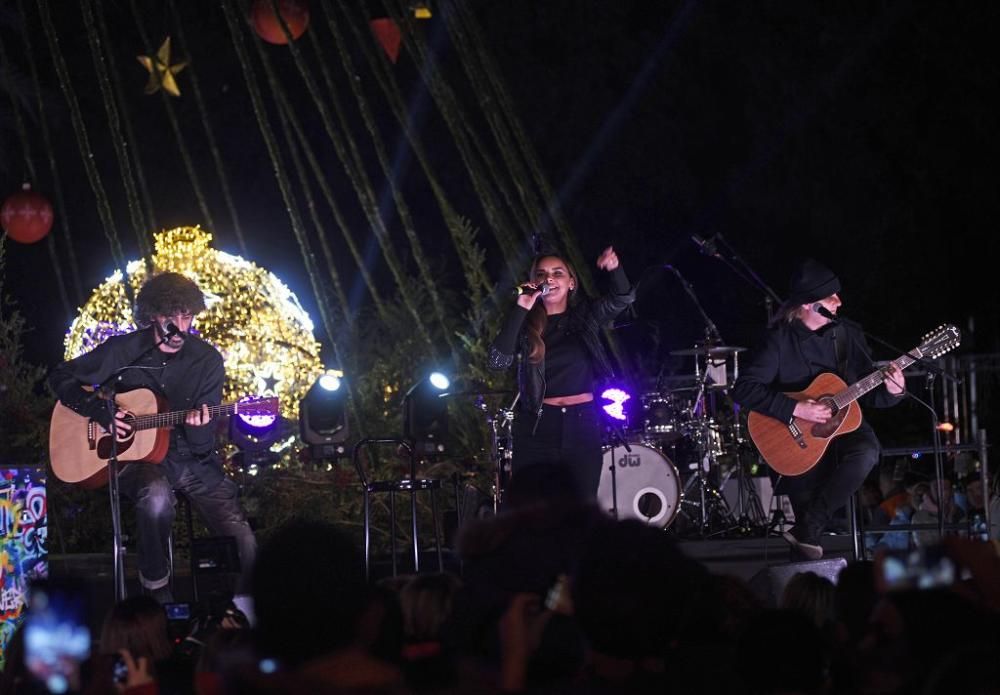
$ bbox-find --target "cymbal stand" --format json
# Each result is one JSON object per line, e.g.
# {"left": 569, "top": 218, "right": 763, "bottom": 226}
{"left": 489, "top": 395, "right": 518, "bottom": 512}
{"left": 679, "top": 359, "right": 735, "bottom": 536}
{"left": 716, "top": 402, "right": 768, "bottom": 534}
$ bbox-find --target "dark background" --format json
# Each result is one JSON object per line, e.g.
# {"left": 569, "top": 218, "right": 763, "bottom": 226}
{"left": 2, "top": 1, "right": 997, "bottom": 445}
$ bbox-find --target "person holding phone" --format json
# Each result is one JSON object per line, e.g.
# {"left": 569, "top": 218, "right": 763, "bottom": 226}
{"left": 49, "top": 272, "right": 257, "bottom": 605}
{"left": 488, "top": 247, "right": 635, "bottom": 500}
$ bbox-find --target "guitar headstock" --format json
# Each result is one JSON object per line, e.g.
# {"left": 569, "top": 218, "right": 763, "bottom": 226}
{"left": 917, "top": 324, "right": 961, "bottom": 359}
{"left": 237, "top": 396, "right": 281, "bottom": 416}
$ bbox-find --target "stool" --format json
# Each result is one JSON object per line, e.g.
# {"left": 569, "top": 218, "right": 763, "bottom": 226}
{"left": 167, "top": 489, "right": 199, "bottom": 601}
{"left": 352, "top": 437, "right": 444, "bottom": 579}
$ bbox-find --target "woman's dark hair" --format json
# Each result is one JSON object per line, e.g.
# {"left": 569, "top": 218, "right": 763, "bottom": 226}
{"left": 134, "top": 271, "right": 206, "bottom": 326}
{"left": 99, "top": 595, "right": 173, "bottom": 662}
{"left": 524, "top": 253, "right": 578, "bottom": 364}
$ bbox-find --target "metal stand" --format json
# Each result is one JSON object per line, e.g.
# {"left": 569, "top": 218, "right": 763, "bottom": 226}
{"left": 678, "top": 364, "right": 734, "bottom": 536}
{"left": 489, "top": 406, "right": 515, "bottom": 512}
{"left": 89, "top": 328, "right": 178, "bottom": 602}
{"left": 353, "top": 437, "right": 443, "bottom": 580}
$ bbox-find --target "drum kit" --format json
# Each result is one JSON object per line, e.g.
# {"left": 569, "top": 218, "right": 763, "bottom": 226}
{"left": 485, "top": 342, "right": 769, "bottom": 537}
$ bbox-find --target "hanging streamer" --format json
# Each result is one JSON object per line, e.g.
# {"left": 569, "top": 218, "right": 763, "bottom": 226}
{"left": 167, "top": 0, "right": 249, "bottom": 257}
{"left": 17, "top": 0, "right": 85, "bottom": 306}
{"left": 36, "top": 0, "right": 133, "bottom": 303}
{"left": 259, "top": 0, "right": 439, "bottom": 356}
{"left": 81, "top": 0, "right": 153, "bottom": 260}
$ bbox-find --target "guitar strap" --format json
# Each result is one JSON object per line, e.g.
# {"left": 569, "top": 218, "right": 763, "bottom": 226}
{"left": 833, "top": 326, "right": 849, "bottom": 378}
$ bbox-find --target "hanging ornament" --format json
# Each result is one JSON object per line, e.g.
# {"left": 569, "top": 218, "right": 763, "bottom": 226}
{"left": 251, "top": 0, "right": 310, "bottom": 45}
{"left": 1, "top": 183, "right": 54, "bottom": 244}
{"left": 370, "top": 18, "right": 402, "bottom": 64}
{"left": 136, "top": 37, "right": 188, "bottom": 97}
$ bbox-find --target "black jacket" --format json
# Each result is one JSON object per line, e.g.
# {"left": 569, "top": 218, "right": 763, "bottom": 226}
{"left": 488, "top": 267, "right": 635, "bottom": 427}
{"left": 731, "top": 318, "right": 903, "bottom": 424}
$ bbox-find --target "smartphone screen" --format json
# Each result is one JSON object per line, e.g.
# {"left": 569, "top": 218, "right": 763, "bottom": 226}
{"left": 164, "top": 602, "right": 191, "bottom": 621}
{"left": 878, "top": 545, "right": 957, "bottom": 591}
{"left": 23, "top": 580, "right": 91, "bottom": 694}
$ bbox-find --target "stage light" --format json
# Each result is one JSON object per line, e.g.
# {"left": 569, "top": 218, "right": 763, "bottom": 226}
{"left": 319, "top": 373, "right": 341, "bottom": 392}
{"left": 403, "top": 371, "right": 450, "bottom": 452}
{"left": 412, "top": 2, "right": 432, "bottom": 19}
{"left": 936, "top": 421, "right": 955, "bottom": 433}
{"left": 300, "top": 370, "right": 349, "bottom": 459}
{"left": 230, "top": 405, "right": 285, "bottom": 470}
{"left": 600, "top": 387, "right": 631, "bottom": 422}
{"left": 429, "top": 371, "right": 450, "bottom": 390}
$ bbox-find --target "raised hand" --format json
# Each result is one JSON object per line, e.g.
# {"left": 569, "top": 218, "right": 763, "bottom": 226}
{"left": 596, "top": 246, "right": 619, "bottom": 271}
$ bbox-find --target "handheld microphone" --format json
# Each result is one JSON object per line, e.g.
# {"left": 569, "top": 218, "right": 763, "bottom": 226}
{"left": 811, "top": 304, "right": 838, "bottom": 321}
{"left": 512, "top": 283, "right": 552, "bottom": 297}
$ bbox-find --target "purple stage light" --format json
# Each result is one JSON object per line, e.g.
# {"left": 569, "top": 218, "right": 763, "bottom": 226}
{"left": 600, "top": 387, "right": 631, "bottom": 421}
{"left": 237, "top": 396, "right": 277, "bottom": 431}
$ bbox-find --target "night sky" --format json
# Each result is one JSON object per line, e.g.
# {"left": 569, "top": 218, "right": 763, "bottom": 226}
{"left": 2, "top": 1, "right": 997, "bottom": 443}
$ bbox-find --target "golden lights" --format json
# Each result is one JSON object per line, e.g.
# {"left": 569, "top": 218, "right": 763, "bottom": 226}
{"left": 64, "top": 226, "right": 324, "bottom": 419}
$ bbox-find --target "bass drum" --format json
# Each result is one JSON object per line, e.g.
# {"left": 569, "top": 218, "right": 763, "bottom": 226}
{"left": 597, "top": 442, "right": 681, "bottom": 528}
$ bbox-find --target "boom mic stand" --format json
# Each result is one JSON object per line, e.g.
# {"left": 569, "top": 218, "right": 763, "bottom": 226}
{"left": 88, "top": 327, "right": 179, "bottom": 601}
{"left": 692, "top": 233, "right": 783, "bottom": 323}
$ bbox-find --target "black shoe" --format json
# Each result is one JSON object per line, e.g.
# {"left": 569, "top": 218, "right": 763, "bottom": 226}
{"left": 782, "top": 526, "right": 823, "bottom": 560}
{"left": 147, "top": 585, "right": 174, "bottom": 605}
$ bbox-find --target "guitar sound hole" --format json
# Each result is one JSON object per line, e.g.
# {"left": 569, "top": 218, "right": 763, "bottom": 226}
{"left": 820, "top": 398, "right": 839, "bottom": 416}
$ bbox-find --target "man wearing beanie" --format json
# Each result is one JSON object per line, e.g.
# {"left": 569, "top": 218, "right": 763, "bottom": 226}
{"left": 731, "top": 259, "right": 906, "bottom": 559}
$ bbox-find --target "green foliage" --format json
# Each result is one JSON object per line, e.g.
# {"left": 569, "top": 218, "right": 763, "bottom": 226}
{"left": 0, "top": 236, "right": 50, "bottom": 467}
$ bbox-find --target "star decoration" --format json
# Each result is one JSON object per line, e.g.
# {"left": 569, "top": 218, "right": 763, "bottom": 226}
{"left": 137, "top": 37, "right": 188, "bottom": 97}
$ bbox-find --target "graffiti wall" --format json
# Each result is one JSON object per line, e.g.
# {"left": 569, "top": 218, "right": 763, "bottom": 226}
{"left": 0, "top": 467, "right": 47, "bottom": 671}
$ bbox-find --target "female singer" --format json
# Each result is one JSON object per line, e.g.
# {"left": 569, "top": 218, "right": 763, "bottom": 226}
{"left": 488, "top": 247, "right": 635, "bottom": 499}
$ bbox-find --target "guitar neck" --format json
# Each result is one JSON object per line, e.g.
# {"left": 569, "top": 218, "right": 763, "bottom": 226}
{"left": 832, "top": 351, "right": 921, "bottom": 410}
{"left": 130, "top": 402, "right": 242, "bottom": 431}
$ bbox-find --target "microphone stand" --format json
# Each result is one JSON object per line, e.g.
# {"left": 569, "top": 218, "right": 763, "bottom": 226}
{"left": 825, "top": 312, "right": 962, "bottom": 540}
{"left": 89, "top": 326, "right": 178, "bottom": 601}
{"left": 693, "top": 234, "right": 783, "bottom": 323}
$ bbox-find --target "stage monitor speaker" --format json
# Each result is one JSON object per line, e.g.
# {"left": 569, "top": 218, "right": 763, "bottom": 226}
{"left": 748, "top": 558, "right": 847, "bottom": 607}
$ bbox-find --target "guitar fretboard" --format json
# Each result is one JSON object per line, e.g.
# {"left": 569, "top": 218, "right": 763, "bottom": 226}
{"left": 831, "top": 351, "right": 921, "bottom": 411}
{"left": 127, "top": 401, "right": 271, "bottom": 431}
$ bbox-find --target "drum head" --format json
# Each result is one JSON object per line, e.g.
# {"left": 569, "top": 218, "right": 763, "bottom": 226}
{"left": 597, "top": 443, "right": 681, "bottom": 528}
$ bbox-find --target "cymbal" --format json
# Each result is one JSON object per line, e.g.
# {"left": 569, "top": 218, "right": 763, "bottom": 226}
{"left": 669, "top": 345, "right": 746, "bottom": 357}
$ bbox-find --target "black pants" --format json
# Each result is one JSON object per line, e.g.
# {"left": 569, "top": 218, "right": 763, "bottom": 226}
{"left": 119, "top": 462, "right": 257, "bottom": 595}
{"left": 511, "top": 401, "right": 604, "bottom": 500}
{"left": 776, "top": 424, "right": 880, "bottom": 542}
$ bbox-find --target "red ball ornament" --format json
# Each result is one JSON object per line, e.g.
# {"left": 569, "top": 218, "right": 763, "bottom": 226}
{"left": 1, "top": 183, "right": 54, "bottom": 244}
{"left": 251, "top": 0, "right": 310, "bottom": 45}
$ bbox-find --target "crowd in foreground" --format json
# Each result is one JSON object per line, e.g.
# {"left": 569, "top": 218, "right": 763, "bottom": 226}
{"left": 4, "top": 463, "right": 1000, "bottom": 695}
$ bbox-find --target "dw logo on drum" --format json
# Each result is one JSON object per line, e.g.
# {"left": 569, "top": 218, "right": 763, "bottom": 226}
{"left": 617, "top": 453, "right": 642, "bottom": 468}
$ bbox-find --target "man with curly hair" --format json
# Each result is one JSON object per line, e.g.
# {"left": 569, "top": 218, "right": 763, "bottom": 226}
{"left": 50, "top": 272, "right": 256, "bottom": 607}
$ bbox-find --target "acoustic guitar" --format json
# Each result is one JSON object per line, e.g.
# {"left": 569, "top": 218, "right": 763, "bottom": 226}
{"left": 49, "top": 388, "right": 279, "bottom": 488}
{"left": 747, "top": 324, "right": 960, "bottom": 477}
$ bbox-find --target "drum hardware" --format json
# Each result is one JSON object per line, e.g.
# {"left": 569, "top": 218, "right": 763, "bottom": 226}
{"left": 603, "top": 425, "right": 633, "bottom": 521}
{"left": 714, "top": 413, "right": 768, "bottom": 534}
{"left": 669, "top": 342, "right": 742, "bottom": 537}
{"left": 489, "top": 399, "right": 517, "bottom": 512}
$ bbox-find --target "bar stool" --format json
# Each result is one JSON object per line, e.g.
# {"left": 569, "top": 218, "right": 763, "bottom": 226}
{"left": 352, "top": 437, "right": 444, "bottom": 579}
{"left": 166, "top": 489, "right": 199, "bottom": 601}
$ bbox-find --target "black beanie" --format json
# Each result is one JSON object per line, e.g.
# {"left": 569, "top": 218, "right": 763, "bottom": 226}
{"left": 787, "top": 259, "right": 841, "bottom": 305}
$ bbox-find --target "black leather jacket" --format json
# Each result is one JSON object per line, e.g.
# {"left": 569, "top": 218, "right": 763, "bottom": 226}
{"left": 488, "top": 267, "right": 635, "bottom": 428}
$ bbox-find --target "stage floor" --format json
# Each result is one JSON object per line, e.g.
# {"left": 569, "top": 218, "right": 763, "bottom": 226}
{"left": 48, "top": 531, "right": 860, "bottom": 635}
